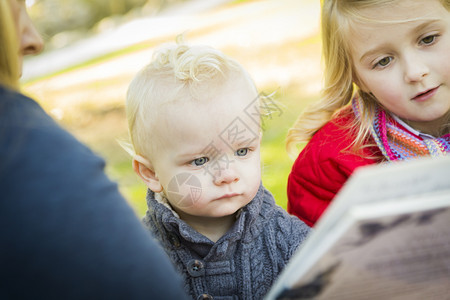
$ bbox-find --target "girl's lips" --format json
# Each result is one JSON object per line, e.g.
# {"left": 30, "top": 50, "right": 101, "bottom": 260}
{"left": 412, "top": 86, "right": 439, "bottom": 102}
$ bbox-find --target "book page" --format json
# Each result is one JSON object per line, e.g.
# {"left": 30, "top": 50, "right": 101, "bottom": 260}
{"left": 267, "top": 157, "right": 450, "bottom": 300}
{"left": 273, "top": 193, "right": 450, "bottom": 300}
{"left": 315, "top": 157, "right": 450, "bottom": 236}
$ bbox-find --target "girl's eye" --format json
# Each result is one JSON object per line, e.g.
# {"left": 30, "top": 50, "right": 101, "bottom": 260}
{"left": 420, "top": 35, "right": 437, "bottom": 45}
{"left": 235, "top": 148, "right": 249, "bottom": 157}
{"left": 191, "top": 157, "right": 208, "bottom": 166}
{"left": 376, "top": 57, "right": 392, "bottom": 68}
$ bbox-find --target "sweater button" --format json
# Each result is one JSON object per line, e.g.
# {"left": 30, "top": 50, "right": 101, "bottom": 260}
{"left": 197, "top": 294, "right": 213, "bottom": 300}
{"left": 187, "top": 259, "right": 205, "bottom": 277}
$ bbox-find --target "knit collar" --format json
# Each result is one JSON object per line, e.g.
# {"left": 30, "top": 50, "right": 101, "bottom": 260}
{"left": 352, "top": 96, "right": 450, "bottom": 161}
{"left": 390, "top": 114, "right": 436, "bottom": 140}
{"left": 146, "top": 183, "right": 266, "bottom": 246}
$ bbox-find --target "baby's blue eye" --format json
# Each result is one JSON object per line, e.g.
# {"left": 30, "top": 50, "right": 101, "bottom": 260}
{"left": 235, "top": 148, "right": 248, "bottom": 156}
{"left": 191, "top": 157, "right": 208, "bottom": 166}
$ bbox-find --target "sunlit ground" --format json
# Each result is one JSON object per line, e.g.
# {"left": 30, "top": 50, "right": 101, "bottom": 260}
{"left": 23, "top": 0, "right": 322, "bottom": 216}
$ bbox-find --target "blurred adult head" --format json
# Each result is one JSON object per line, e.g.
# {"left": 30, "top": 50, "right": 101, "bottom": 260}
{"left": 0, "top": 0, "right": 43, "bottom": 90}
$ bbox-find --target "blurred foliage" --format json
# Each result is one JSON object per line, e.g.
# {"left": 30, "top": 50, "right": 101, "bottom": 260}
{"left": 28, "top": 0, "right": 189, "bottom": 49}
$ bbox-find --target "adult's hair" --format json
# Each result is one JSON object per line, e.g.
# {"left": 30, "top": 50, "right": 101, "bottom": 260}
{"left": 286, "top": 0, "right": 450, "bottom": 157}
{"left": 0, "top": 0, "right": 20, "bottom": 90}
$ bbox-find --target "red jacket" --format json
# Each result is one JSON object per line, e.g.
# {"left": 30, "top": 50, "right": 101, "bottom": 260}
{"left": 287, "top": 109, "right": 382, "bottom": 226}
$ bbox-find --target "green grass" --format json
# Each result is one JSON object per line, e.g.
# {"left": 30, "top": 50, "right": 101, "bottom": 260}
{"left": 259, "top": 87, "right": 315, "bottom": 210}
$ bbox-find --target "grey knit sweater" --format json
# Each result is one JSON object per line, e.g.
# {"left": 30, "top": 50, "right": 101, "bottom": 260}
{"left": 143, "top": 184, "right": 311, "bottom": 299}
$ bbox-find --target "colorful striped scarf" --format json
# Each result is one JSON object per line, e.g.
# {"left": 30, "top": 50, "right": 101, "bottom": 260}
{"left": 352, "top": 96, "right": 450, "bottom": 161}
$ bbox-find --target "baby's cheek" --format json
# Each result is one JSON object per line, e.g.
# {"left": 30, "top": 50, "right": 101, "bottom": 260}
{"left": 166, "top": 172, "right": 203, "bottom": 209}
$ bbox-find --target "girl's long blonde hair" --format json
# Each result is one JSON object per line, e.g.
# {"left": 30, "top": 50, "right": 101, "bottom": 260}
{"left": 0, "top": 0, "right": 20, "bottom": 90}
{"left": 286, "top": 0, "right": 450, "bottom": 158}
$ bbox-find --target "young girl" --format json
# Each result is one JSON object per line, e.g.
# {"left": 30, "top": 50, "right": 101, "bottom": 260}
{"left": 126, "top": 41, "right": 311, "bottom": 299}
{"left": 286, "top": 0, "right": 450, "bottom": 227}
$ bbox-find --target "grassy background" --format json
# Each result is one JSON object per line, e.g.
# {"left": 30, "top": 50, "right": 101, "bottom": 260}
{"left": 23, "top": 0, "right": 322, "bottom": 217}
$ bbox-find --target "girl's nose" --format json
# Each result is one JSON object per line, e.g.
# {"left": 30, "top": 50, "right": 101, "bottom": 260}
{"left": 403, "top": 52, "right": 429, "bottom": 83}
{"left": 21, "top": 11, "right": 44, "bottom": 56}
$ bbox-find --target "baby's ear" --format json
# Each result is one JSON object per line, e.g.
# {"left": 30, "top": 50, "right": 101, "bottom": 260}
{"left": 133, "top": 155, "right": 163, "bottom": 193}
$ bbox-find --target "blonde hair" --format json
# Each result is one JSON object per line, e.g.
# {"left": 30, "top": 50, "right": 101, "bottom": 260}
{"left": 286, "top": 0, "right": 450, "bottom": 157}
{"left": 0, "top": 0, "right": 20, "bottom": 90}
{"left": 126, "top": 40, "right": 253, "bottom": 159}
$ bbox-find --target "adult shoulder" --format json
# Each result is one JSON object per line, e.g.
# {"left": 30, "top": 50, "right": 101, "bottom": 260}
{"left": 0, "top": 87, "right": 188, "bottom": 299}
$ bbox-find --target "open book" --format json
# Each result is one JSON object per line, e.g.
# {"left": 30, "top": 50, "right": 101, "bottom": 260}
{"left": 266, "top": 156, "right": 450, "bottom": 300}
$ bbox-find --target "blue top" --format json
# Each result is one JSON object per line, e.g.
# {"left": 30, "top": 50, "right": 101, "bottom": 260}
{"left": 0, "top": 86, "right": 188, "bottom": 299}
{"left": 144, "top": 184, "right": 311, "bottom": 299}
